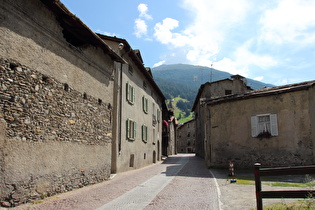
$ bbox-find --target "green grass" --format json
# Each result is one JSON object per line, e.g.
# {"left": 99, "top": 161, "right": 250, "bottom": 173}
{"left": 263, "top": 200, "right": 315, "bottom": 210}
{"left": 235, "top": 173, "right": 315, "bottom": 210}
{"left": 234, "top": 175, "right": 315, "bottom": 188}
{"left": 171, "top": 96, "right": 193, "bottom": 124}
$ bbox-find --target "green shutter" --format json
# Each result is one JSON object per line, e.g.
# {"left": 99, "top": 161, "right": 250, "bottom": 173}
{"left": 132, "top": 87, "right": 135, "bottom": 104}
{"left": 126, "top": 82, "right": 129, "bottom": 101}
{"left": 133, "top": 121, "right": 137, "bottom": 139}
{"left": 142, "top": 96, "right": 145, "bottom": 112}
{"left": 126, "top": 119, "right": 130, "bottom": 139}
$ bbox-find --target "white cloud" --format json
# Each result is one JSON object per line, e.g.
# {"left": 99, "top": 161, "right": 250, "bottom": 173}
{"left": 153, "top": 60, "right": 166, "bottom": 68}
{"left": 134, "top": 18, "right": 148, "bottom": 38}
{"left": 260, "top": 0, "right": 315, "bottom": 44}
{"left": 213, "top": 58, "right": 249, "bottom": 76}
{"left": 153, "top": 0, "right": 250, "bottom": 68}
{"left": 234, "top": 42, "right": 278, "bottom": 70}
{"left": 254, "top": 76, "right": 264, "bottom": 81}
{"left": 212, "top": 41, "right": 278, "bottom": 77}
{"left": 134, "top": 4, "right": 153, "bottom": 38}
{"left": 138, "top": 4, "right": 152, "bottom": 20}
{"left": 153, "top": 18, "right": 190, "bottom": 47}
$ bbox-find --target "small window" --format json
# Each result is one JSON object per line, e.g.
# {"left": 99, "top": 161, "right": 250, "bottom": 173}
{"left": 126, "top": 119, "right": 137, "bottom": 140}
{"left": 143, "top": 81, "right": 147, "bottom": 89}
{"left": 142, "top": 125, "right": 148, "bottom": 142}
{"left": 225, "top": 89, "right": 232, "bottom": 95}
{"left": 126, "top": 82, "right": 135, "bottom": 104}
{"left": 142, "top": 96, "right": 149, "bottom": 113}
{"left": 251, "top": 114, "right": 278, "bottom": 138}
{"left": 128, "top": 65, "right": 134, "bottom": 75}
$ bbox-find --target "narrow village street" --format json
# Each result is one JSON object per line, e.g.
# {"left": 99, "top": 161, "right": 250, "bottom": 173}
{"left": 12, "top": 154, "right": 229, "bottom": 210}
{"left": 8, "top": 153, "right": 305, "bottom": 210}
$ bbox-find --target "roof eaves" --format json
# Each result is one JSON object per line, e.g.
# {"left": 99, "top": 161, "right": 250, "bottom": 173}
{"left": 206, "top": 80, "right": 315, "bottom": 106}
{"left": 40, "top": 0, "right": 123, "bottom": 63}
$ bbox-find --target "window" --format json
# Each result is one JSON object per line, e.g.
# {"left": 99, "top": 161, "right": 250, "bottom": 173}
{"left": 128, "top": 65, "right": 133, "bottom": 75}
{"left": 225, "top": 89, "right": 232, "bottom": 95}
{"left": 152, "top": 103, "right": 156, "bottom": 126}
{"left": 153, "top": 128, "right": 156, "bottom": 143}
{"left": 251, "top": 114, "right": 278, "bottom": 137}
{"left": 142, "top": 96, "right": 149, "bottom": 113}
{"left": 126, "top": 119, "right": 137, "bottom": 140}
{"left": 142, "top": 125, "right": 148, "bottom": 142}
{"left": 157, "top": 109, "right": 161, "bottom": 122}
{"left": 126, "top": 82, "right": 135, "bottom": 104}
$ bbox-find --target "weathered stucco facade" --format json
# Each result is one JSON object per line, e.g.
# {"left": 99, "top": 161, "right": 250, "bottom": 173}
{"left": 99, "top": 35, "right": 165, "bottom": 173}
{"left": 206, "top": 82, "right": 315, "bottom": 168}
{"left": 193, "top": 75, "right": 315, "bottom": 169}
{"left": 192, "top": 75, "right": 252, "bottom": 160}
{"left": 0, "top": 0, "right": 122, "bottom": 207}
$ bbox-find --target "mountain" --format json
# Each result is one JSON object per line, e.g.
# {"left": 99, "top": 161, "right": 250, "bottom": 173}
{"left": 152, "top": 64, "right": 274, "bottom": 119}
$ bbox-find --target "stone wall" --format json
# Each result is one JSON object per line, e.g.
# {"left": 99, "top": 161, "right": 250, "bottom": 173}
{"left": 0, "top": 58, "right": 112, "bottom": 207}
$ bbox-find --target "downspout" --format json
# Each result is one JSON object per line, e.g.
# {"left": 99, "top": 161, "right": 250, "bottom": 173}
{"left": 118, "top": 62, "right": 123, "bottom": 153}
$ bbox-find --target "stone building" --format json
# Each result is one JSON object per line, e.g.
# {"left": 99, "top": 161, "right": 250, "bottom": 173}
{"left": 177, "top": 119, "right": 195, "bottom": 153}
{"left": 0, "top": 0, "right": 120, "bottom": 207}
{"left": 0, "top": 0, "right": 168, "bottom": 207}
{"left": 98, "top": 34, "right": 166, "bottom": 173}
{"left": 192, "top": 75, "right": 252, "bottom": 159}
{"left": 161, "top": 101, "right": 178, "bottom": 157}
{"left": 192, "top": 76, "right": 315, "bottom": 168}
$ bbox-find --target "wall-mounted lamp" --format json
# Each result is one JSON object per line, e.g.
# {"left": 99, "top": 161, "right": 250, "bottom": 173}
{"left": 118, "top": 43, "right": 124, "bottom": 50}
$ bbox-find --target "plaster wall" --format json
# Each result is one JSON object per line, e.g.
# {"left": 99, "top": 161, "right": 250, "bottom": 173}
{"left": 116, "top": 61, "right": 163, "bottom": 172}
{"left": 208, "top": 90, "right": 314, "bottom": 168}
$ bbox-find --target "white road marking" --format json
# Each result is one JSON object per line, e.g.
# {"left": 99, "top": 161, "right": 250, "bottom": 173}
{"left": 95, "top": 157, "right": 188, "bottom": 210}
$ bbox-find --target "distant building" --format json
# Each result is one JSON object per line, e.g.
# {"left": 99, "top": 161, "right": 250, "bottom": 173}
{"left": 177, "top": 119, "right": 195, "bottom": 153}
{"left": 162, "top": 107, "right": 178, "bottom": 157}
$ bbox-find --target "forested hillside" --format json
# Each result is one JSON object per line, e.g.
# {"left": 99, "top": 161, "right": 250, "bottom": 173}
{"left": 152, "top": 64, "right": 274, "bottom": 123}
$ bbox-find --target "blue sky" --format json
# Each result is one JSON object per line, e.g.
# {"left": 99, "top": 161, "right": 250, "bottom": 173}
{"left": 61, "top": 0, "right": 315, "bottom": 86}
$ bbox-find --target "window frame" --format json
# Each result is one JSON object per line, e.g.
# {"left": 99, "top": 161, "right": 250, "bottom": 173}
{"left": 142, "top": 124, "right": 148, "bottom": 143}
{"left": 251, "top": 114, "right": 278, "bottom": 138}
{"left": 126, "top": 82, "right": 135, "bottom": 105}
{"left": 126, "top": 118, "right": 137, "bottom": 140}
{"left": 142, "top": 96, "right": 149, "bottom": 114}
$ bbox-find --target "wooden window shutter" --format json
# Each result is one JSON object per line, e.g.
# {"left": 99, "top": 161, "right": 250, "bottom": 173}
{"left": 251, "top": 116, "right": 258, "bottom": 137}
{"left": 133, "top": 121, "right": 137, "bottom": 139}
{"left": 270, "top": 114, "right": 278, "bottom": 136}
{"left": 126, "top": 82, "right": 129, "bottom": 101}
{"left": 126, "top": 119, "right": 130, "bottom": 139}
{"left": 132, "top": 87, "right": 135, "bottom": 104}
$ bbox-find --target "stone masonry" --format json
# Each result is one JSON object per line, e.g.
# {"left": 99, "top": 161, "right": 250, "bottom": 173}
{"left": 0, "top": 58, "right": 113, "bottom": 207}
